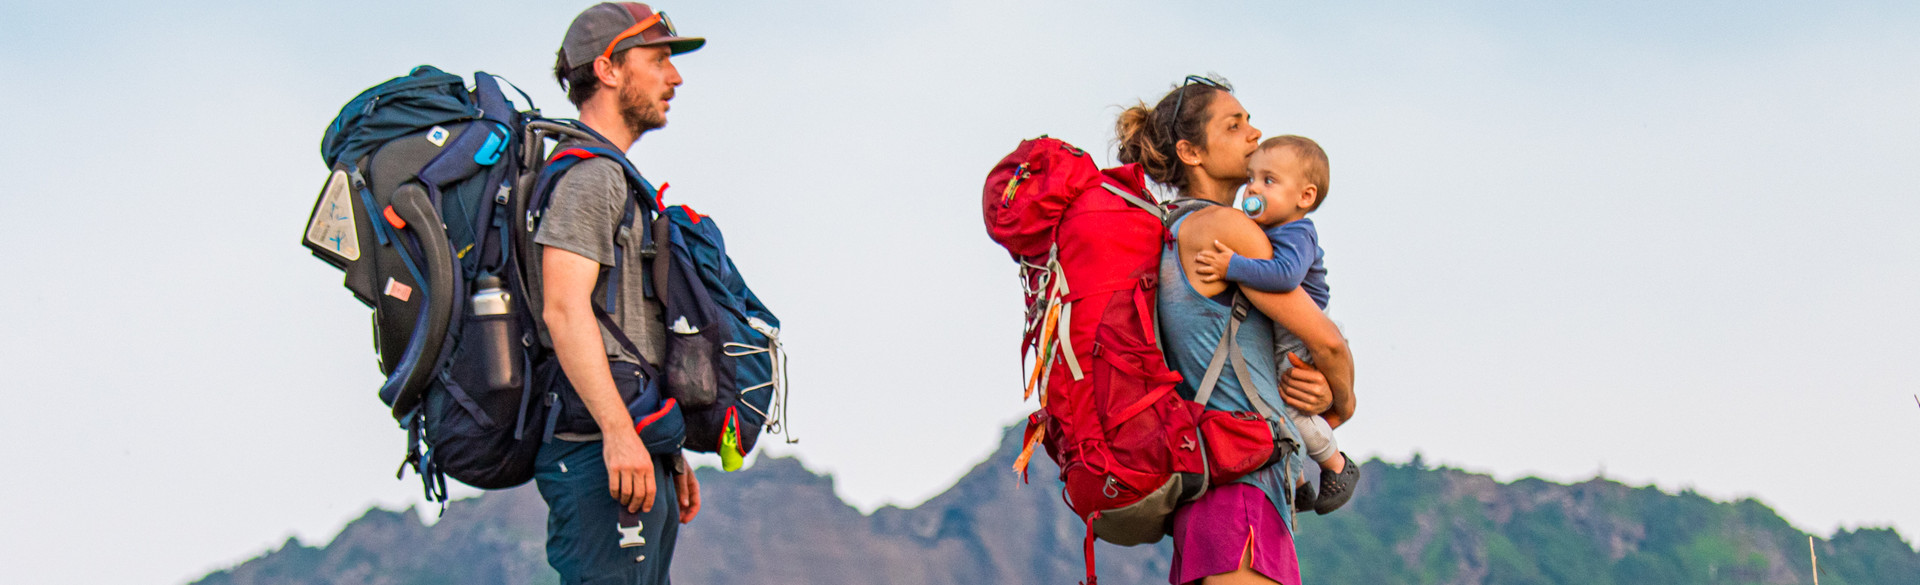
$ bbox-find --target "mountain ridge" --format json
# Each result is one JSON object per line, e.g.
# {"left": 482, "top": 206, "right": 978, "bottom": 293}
{"left": 193, "top": 427, "right": 1918, "bottom": 584}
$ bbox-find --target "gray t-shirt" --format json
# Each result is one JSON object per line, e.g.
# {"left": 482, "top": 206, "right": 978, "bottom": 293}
{"left": 532, "top": 142, "right": 666, "bottom": 368}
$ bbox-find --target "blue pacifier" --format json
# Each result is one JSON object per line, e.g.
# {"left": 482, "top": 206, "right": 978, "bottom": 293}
{"left": 1241, "top": 194, "right": 1265, "bottom": 217}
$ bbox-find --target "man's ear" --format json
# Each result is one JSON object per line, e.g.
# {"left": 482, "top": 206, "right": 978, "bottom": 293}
{"left": 592, "top": 55, "right": 623, "bottom": 89}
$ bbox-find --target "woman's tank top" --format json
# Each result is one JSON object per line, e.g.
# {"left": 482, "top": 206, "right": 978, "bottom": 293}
{"left": 1158, "top": 211, "right": 1307, "bottom": 527}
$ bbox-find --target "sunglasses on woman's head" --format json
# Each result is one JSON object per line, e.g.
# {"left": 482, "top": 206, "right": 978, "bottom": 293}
{"left": 1169, "top": 75, "right": 1231, "bottom": 143}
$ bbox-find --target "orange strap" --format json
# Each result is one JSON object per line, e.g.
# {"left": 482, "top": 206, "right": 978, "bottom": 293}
{"left": 1012, "top": 425, "right": 1044, "bottom": 477}
{"left": 602, "top": 14, "right": 663, "bottom": 61}
{"left": 1025, "top": 303, "right": 1061, "bottom": 401}
{"left": 382, "top": 205, "right": 406, "bottom": 229}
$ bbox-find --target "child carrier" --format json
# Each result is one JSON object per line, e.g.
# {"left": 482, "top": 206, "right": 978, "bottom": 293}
{"left": 305, "top": 65, "right": 549, "bottom": 504}
{"left": 983, "top": 137, "right": 1297, "bottom": 584}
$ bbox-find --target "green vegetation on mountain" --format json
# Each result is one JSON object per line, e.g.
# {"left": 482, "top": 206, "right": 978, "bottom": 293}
{"left": 194, "top": 429, "right": 1916, "bottom": 584}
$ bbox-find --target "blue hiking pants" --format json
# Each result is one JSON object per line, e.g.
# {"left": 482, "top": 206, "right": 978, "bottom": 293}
{"left": 535, "top": 440, "right": 680, "bottom": 585}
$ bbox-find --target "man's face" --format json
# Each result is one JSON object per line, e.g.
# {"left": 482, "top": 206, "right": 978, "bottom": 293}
{"left": 611, "top": 45, "right": 682, "bottom": 135}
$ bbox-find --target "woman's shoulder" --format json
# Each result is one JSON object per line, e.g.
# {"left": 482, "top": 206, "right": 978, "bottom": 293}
{"left": 1180, "top": 204, "right": 1268, "bottom": 248}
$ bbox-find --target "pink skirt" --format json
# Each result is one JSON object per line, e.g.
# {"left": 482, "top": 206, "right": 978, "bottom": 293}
{"left": 1169, "top": 483, "right": 1300, "bottom": 585}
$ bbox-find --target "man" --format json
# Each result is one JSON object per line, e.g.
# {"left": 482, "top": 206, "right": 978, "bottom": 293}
{"left": 534, "top": 4, "right": 705, "bottom": 583}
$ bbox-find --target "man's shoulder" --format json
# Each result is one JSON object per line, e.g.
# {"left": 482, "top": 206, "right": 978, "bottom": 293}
{"left": 552, "top": 138, "right": 632, "bottom": 182}
{"left": 551, "top": 155, "right": 629, "bottom": 205}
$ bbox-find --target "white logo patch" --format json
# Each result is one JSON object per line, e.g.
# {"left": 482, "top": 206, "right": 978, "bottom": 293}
{"left": 426, "top": 126, "right": 450, "bottom": 147}
{"left": 303, "top": 169, "right": 361, "bottom": 261}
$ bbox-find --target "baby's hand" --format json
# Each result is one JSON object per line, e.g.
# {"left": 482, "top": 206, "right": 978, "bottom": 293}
{"left": 1194, "top": 240, "right": 1238, "bottom": 283}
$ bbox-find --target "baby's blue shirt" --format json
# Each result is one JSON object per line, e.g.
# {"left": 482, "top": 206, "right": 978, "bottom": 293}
{"left": 1224, "top": 217, "right": 1330, "bottom": 308}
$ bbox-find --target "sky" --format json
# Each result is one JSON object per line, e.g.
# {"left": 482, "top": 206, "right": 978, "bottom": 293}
{"left": 2, "top": 1, "right": 1917, "bottom": 583}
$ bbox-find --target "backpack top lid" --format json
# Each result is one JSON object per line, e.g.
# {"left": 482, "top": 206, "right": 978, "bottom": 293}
{"left": 322, "top": 65, "right": 476, "bottom": 169}
{"left": 983, "top": 136, "right": 1108, "bottom": 259}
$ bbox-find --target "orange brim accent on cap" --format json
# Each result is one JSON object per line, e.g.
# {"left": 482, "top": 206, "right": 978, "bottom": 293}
{"left": 601, "top": 13, "right": 663, "bottom": 61}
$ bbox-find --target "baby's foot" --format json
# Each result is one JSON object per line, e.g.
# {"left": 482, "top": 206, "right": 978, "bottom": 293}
{"left": 1313, "top": 452, "right": 1360, "bottom": 515}
{"left": 1293, "top": 481, "right": 1317, "bottom": 513}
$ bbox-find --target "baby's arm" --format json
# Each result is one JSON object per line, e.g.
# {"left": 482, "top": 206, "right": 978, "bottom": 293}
{"left": 1215, "top": 222, "right": 1319, "bottom": 292}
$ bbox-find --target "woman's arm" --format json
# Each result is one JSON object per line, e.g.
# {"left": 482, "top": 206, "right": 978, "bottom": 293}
{"left": 1244, "top": 287, "right": 1354, "bottom": 427}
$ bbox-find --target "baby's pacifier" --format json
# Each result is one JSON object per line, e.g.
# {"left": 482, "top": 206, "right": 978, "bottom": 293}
{"left": 1241, "top": 194, "right": 1266, "bottom": 217}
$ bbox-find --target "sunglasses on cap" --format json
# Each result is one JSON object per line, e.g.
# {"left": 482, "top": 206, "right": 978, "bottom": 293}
{"left": 1168, "top": 75, "right": 1231, "bottom": 143}
{"left": 601, "top": 10, "right": 679, "bottom": 61}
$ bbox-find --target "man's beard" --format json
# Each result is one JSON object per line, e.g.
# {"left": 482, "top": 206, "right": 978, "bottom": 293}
{"left": 619, "top": 82, "right": 669, "bottom": 136}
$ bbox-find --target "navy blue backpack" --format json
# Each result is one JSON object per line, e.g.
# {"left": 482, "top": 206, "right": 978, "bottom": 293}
{"left": 652, "top": 205, "right": 789, "bottom": 465}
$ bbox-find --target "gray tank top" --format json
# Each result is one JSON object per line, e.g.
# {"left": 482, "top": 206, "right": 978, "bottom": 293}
{"left": 1158, "top": 216, "right": 1281, "bottom": 412}
{"left": 1158, "top": 211, "right": 1307, "bottom": 527}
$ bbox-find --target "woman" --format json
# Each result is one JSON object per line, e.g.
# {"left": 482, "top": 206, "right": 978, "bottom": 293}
{"left": 1116, "top": 76, "right": 1356, "bottom": 585}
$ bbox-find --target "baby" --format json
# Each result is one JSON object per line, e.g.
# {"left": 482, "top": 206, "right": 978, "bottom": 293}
{"left": 1194, "top": 135, "right": 1358, "bottom": 515}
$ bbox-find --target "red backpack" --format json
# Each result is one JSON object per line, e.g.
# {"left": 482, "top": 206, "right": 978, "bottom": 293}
{"left": 985, "top": 137, "right": 1299, "bottom": 584}
{"left": 985, "top": 137, "right": 1205, "bottom": 583}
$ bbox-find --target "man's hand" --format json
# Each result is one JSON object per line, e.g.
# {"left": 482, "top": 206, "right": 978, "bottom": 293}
{"left": 676, "top": 461, "right": 701, "bottom": 524}
{"left": 604, "top": 429, "right": 656, "bottom": 513}
{"left": 1194, "top": 240, "right": 1238, "bottom": 283}
{"left": 1279, "top": 353, "right": 1334, "bottom": 416}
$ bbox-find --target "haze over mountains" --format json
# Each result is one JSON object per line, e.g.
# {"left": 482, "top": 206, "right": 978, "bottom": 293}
{"left": 194, "top": 428, "right": 1918, "bottom": 585}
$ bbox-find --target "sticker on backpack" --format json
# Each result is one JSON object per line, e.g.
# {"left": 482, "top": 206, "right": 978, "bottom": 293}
{"left": 384, "top": 278, "right": 413, "bottom": 302}
{"left": 426, "top": 125, "right": 450, "bottom": 147}
{"left": 304, "top": 169, "right": 361, "bottom": 262}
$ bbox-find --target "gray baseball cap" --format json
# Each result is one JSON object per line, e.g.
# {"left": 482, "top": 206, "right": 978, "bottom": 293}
{"left": 560, "top": 3, "right": 705, "bottom": 70}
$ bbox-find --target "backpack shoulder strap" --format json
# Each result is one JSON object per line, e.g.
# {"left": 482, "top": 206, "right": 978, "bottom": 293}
{"left": 1162, "top": 197, "right": 1222, "bottom": 228}
{"left": 1190, "top": 293, "right": 1281, "bottom": 421}
{"left": 1100, "top": 183, "right": 1164, "bottom": 220}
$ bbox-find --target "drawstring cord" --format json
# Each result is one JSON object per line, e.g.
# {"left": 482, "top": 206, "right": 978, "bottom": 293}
{"left": 723, "top": 322, "right": 795, "bottom": 443}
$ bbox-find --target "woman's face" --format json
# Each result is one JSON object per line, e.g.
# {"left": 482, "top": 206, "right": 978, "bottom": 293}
{"left": 1190, "top": 92, "right": 1263, "bottom": 184}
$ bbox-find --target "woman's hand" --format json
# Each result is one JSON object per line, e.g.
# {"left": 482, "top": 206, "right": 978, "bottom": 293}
{"left": 1279, "top": 353, "right": 1334, "bottom": 415}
